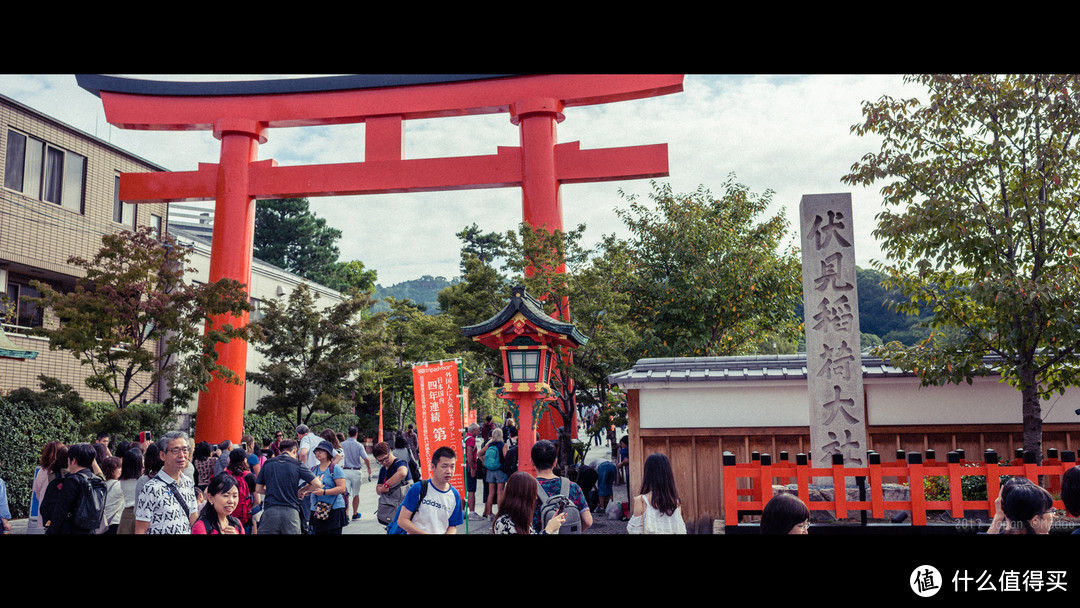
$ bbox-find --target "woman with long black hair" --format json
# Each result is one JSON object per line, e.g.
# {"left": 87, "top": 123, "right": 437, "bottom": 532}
{"left": 492, "top": 471, "right": 565, "bottom": 534}
{"left": 627, "top": 452, "right": 686, "bottom": 534}
{"left": 117, "top": 446, "right": 143, "bottom": 534}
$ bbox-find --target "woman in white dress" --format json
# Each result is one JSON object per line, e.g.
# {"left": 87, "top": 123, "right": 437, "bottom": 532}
{"left": 627, "top": 452, "right": 687, "bottom": 534}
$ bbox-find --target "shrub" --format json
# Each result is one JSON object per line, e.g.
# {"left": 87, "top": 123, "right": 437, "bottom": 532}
{"left": 92, "top": 402, "right": 174, "bottom": 444}
{"left": 923, "top": 462, "right": 1009, "bottom": 502}
{"left": 0, "top": 395, "right": 82, "bottom": 519}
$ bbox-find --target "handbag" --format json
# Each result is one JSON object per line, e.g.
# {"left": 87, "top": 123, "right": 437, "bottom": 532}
{"left": 311, "top": 464, "right": 339, "bottom": 519}
{"left": 376, "top": 463, "right": 407, "bottom": 525}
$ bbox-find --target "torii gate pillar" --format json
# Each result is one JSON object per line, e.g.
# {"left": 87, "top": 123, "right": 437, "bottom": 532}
{"left": 512, "top": 98, "right": 565, "bottom": 236}
{"left": 201, "top": 119, "right": 265, "bottom": 445}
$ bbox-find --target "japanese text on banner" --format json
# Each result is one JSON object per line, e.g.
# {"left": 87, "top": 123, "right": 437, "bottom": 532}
{"left": 412, "top": 361, "right": 464, "bottom": 496}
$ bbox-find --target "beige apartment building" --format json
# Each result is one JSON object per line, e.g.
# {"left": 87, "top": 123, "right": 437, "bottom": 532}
{"left": 0, "top": 93, "right": 169, "bottom": 402}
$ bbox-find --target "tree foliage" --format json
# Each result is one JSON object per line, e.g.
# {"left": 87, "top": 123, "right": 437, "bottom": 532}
{"left": 843, "top": 74, "right": 1080, "bottom": 460}
{"left": 378, "top": 296, "right": 461, "bottom": 431}
{"left": 615, "top": 178, "right": 803, "bottom": 358}
{"left": 248, "top": 284, "right": 390, "bottom": 426}
{"left": 31, "top": 227, "right": 253, "bottom": 410}
{"left": 254, "top": 198, "right": 376, "bottom": 294}
{"left": 437, "top": 228, "right": 515, "bottom": 423}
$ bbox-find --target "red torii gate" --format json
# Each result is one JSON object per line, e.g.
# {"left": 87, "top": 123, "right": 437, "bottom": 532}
{"left": 77, "top": 74, "right": 684, "bottom": 445}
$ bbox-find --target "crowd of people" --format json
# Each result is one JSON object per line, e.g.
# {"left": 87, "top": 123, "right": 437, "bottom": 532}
{"left": 9, "top": 417, "right": 1080, "bottom": 536}
{"left": 0, "top": 413, "right": 831, "bottom": 536}
{"left": 11, "top": 424, "right": 374, "bottom": 535}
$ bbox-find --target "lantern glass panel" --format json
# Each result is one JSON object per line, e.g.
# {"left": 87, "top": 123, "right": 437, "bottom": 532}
{"left": 507, "top": 350, "right": 542, "bottom": 383}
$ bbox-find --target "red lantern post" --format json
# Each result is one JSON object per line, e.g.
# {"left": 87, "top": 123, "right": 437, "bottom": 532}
{"left": 462, "top": 287, "right": 586, "bottom": 475}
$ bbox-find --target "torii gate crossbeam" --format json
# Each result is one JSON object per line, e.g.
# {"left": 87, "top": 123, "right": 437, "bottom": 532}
{"left": 78, "top": 73, "right": 684, "bottom": 445}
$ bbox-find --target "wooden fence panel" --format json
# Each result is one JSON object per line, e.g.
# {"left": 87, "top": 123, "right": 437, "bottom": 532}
{"left": 722, "top": 449, "right": 1078, "bottom": 528}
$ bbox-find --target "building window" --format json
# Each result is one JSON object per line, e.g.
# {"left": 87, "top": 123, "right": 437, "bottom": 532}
{"left": 250, "top": 297, "right": 264, "bottom": 322}
{"left": 113, "top": 174, "right": 136, "bottom": 227}
{"left": 5, "top": 281, "right": 44, "bottom": 329}
{"left": 150, "top": 214, "right": 162, "bottom": 240}
{"left": 4, "top": 130, "right": 85, "bottom": 213}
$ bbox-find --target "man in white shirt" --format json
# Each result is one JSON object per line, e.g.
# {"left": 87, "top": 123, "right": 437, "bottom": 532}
{"left": 296, "top": 425, "right": 319, "bottom": 468}
{"left": 295, "top": 424, "right": 319, "bottom": 525}
{"left": 395, "top": 446, "right": 464, "bottom": 534}
{"left": 341, "top": 426, "right": 372, "bottom": 520}
{"left": 135, "top": 431, "right": 199, "bottom": 534}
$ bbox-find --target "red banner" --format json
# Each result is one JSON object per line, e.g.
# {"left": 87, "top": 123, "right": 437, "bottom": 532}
{"left": 412, "top": 361, "right": 464, "bottom": 497}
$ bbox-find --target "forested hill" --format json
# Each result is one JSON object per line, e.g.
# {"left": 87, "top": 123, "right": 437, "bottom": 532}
{"left": 372, "top": 275, "right": 455, "bottom": 314}
{"left": 371, "top": 267, "right": 927, "bottom": 344}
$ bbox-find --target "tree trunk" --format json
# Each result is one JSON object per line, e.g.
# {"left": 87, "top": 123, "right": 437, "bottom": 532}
{"left": 1020, "top": 369, "right": 1043, "bottom": 464}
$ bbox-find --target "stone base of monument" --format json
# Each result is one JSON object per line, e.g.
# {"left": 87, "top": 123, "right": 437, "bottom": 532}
{"left": 772, "top": 483, "right": 912, "bottom": 523}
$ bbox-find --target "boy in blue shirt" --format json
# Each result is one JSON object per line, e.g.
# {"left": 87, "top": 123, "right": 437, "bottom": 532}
{"left": 396, "top": 446, "right": 464, "bottom": 534}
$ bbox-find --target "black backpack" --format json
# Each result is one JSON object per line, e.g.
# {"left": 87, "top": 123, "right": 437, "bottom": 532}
{"left": 73, "top": 473, "right": 107, "bottom": 532}
{"left": 500, "top": 439, "right": 518, "bottom": 476}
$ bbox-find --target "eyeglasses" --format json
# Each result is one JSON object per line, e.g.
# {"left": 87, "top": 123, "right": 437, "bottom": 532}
{"left": 167, "top": 447, "right": 190, "bottom": 455}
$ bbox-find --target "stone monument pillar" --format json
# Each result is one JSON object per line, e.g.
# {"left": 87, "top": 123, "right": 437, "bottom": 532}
{"left": 800, "top": 193, "right": 867, "bottom": 468}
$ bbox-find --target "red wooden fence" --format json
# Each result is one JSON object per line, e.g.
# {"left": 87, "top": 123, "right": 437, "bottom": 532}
{"left": 722, "top": 448, "right": 1077, "bottom": 527}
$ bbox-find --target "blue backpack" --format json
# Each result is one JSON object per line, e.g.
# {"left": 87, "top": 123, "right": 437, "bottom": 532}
{"left": 386, "top": 480, "right": 429, "bottom": 535}
{"left": 484, "top": 444, "right": 502, "bottom": 471}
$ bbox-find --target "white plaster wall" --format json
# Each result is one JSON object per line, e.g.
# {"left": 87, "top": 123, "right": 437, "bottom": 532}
{"left": 633, "top": 375, "right": 1080, "bottom": 429}
{"left": 865, "top": 376, "right": 1080, "bottom": 425}
{"left": 639, "top": 382, "right": 811, "bottom": 428}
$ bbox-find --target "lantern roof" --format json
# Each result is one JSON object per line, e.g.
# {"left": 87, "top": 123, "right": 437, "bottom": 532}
{"left": 462, "top": 286, "right": 588, "bottom": 349}
{"left": 0, "top": 327, "right": 38, "bottom": 360}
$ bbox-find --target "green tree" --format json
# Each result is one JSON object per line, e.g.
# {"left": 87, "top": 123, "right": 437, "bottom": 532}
{"left": 843, "top": 74, "right": 1080, "bottom": 461}
{"left": 255, "top": 198, "right": 340, "bottom": 278}
{"left": 560, "top": 235, "right": 640, "bottom": 410}
{"left": 437, "top": 228, "right": 515, "bottom": 423}
{"left": 503, "top": 223, "right": 642, "bottom": 468}
{"left": 326, "top": 259, "right": 378, "bottom": 295}
{"left": 615, "top": 178, "right": 803, "bottom": 358}
{"left": 248, "top": 284, "right": 390, "bottom": 426}
{"left": 32, "top": 227, "right": 253, "bottom": 410}
{"left": 378, "top": 297, "right": 461, "bottom": 432}
{"left": 254, "top": 198, "right": 376, "bottom": 294}
{"left": 438, "top": 226, "right": 513, "bottom": 356}
{"left": 457, "top": 223, "right": 511, "bottom": 268}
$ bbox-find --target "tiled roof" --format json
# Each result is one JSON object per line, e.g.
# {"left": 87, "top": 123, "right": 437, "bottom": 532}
{"left": 607, "top": 354, "right": 1001, "bottom": 386}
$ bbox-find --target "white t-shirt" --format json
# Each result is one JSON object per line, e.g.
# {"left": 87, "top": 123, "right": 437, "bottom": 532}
{"left": 134, "top": 470, "right": 198, "bottom": 534}
{"left": 402, "top": 481, "right": 464, "bottom": 534}
{"left": 299, "top": 433, "right": 320, "bottom": 469}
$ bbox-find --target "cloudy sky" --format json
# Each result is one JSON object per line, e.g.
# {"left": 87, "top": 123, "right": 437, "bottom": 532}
{"left": 0, "top": 74, "right": 923, "bottom": 287}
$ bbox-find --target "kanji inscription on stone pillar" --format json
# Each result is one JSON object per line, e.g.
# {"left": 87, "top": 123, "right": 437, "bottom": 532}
{"left": 800, "top": 193, "right": 867, "bottom": 468}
